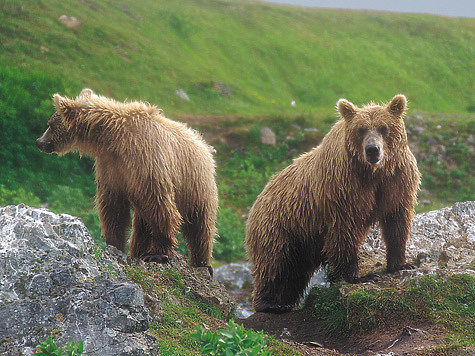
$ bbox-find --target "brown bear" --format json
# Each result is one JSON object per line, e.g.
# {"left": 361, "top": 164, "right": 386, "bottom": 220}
{"left": 36, "top": 88, "right": 218, "bottom": 271}
{"left": 245, "top": 94, "right": 421, "bottom": 313}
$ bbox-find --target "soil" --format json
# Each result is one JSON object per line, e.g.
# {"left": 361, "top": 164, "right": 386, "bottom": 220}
{"left": 241, "top": 307, "right": 475, "bottom": 356}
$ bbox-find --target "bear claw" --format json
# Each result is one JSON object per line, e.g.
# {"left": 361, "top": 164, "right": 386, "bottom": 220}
{"left": 388, "top": 263, "right": 417, "bottom": 273}
{"left": 395, "top": 263, "right": 417, "bottom": 271}
{"left": 359, "top": 273, "right": 381, "bottom": 283}
{"left": 193, "top": 262, "right": 214, "bottom": 277}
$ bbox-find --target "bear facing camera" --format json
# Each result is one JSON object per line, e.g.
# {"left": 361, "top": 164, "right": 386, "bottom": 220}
{"left": 245, "top": 94, "right": 421, "bottom": 313}
{"left": 36, "top": 89, "right": 218, "bottom": 273}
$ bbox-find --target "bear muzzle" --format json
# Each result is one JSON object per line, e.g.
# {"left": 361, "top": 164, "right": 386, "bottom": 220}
{"left": 36, "top": 137, "right": 54, "bottom": 154}
{"left": 365, "top": 143, "right": 382, "bottom": 165}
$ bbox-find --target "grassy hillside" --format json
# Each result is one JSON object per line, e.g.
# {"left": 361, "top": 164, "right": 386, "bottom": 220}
{"left": 1, "top": 0, "right": 474, "bottom": 115}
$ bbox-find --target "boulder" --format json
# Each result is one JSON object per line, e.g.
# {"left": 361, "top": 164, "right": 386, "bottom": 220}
{"left": 0, "top": 204, "right": 159, "bottom": 356}
{"left": 260, "top": 127, "right": 276, "bottom": 145}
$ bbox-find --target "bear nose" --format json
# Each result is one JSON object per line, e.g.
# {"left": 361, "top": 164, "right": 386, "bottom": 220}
{"left": 365, "top": 144, "right": 380, "bottom": 162}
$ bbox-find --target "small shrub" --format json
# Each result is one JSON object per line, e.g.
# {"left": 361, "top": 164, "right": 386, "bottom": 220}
{"left": 192, "top": 320, "right": 270, "bottom": 356}
{"left": 34, "top": 335, "right": 86, "bottom": 356}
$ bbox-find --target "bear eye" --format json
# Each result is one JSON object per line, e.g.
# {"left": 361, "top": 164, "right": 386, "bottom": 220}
{"left": 358, "top": 127, "right": 367, "bottom": 136}
{"left": 379, "top": 125, "right": 388, "bottom": 136}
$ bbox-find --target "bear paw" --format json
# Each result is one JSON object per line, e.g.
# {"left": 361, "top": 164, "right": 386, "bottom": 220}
{"left": 388, "top": 263, "right": 417, "bottom": 273}
{"left": 255, "top": 303, "right": 293, "bottom": 314}
{"left": 359, "top": 273, "right": 381, "bottom": 283}
{"left": 140, "top": 254, "right": 169, "bottom": 263}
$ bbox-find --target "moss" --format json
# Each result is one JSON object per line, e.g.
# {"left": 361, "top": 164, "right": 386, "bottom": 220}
{"left": 308, "top": 274, "right": 475, "bottom": 345}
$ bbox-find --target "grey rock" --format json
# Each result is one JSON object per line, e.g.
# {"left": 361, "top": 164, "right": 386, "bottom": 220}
{"left": 260, "top": 127, "right": 276, "bottom": 145}
{"left": 162, "top": 254, "right": 236, "bottom": 320}
{"left": 0, "top": 204, "right": 159, "bottom": 356}
{"left": 362, "top": 201, "right": 475, "bottom": 276}
{"left": 214, "top": 262, "right": 253, "bottom": 319}
{"left": 175, "top": 88, "right": 190, "bottom": 101}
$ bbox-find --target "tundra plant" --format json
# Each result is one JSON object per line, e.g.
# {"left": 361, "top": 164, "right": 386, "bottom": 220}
{"left": 192, "top": 320, "right": 270, "bottom": 356}
{"left": 34, "top": 336, "right": 86, "bottom": 356}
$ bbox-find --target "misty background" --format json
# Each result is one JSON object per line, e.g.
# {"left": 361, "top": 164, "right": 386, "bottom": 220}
{"left": 263, "top": 0, "right": 475, "bottom": 18}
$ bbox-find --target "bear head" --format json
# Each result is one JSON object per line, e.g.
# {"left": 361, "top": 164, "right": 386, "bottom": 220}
{"left": 337, "top": 94, "right": 408, "bottom": 168}
{"left": 36, "top": 88, "right": 95, "bottom": 155}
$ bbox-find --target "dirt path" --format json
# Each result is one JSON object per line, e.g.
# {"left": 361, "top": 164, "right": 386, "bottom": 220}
{"left": 241, "top": 307, "right": 474, "bottom": 356}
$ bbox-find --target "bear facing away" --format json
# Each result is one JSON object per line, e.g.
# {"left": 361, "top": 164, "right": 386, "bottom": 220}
{"left": 36, "top": 89, "right": 218, "bottom": 270}
{"left": 245, "top": 94, "right": 421, "bottom": 313}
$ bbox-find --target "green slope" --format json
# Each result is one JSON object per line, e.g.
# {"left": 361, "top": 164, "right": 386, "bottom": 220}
{"left": 1, "top": 0, "right": 474, "bottom": 115}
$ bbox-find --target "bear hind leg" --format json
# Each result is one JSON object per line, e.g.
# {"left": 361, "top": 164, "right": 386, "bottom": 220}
{"left": 253, "top": 268, "right": 315, "bottom": 313}
{"left": 252, "top": 244, "right": 317, "bottom": 314}
{"left": 181, "top": 211, "right": 215, "bottom": 270}
{"left": 129, "top": 213, "right": 177, "bottom": 263}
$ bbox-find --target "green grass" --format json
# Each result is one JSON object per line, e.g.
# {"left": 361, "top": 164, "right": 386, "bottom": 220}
{"left": 411, "top": 113, "right": 475, "bottom": 210}
{"left": 1, "top": 0, "right": 474, "bottom": 115}
{"left": 124, "top": 262, "right": 301, "bottom": 355}
{"left": 307, "top": 274, "right": 475, "bottom": 345}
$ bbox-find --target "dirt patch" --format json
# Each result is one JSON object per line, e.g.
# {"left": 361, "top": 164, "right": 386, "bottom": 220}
{"left": 241, "top": 307, "right": 473, "bottom": 356}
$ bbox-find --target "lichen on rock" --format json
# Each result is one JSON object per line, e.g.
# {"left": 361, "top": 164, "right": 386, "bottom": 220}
{"left": 0, "top": 204, "right": 159, "bottom": 356}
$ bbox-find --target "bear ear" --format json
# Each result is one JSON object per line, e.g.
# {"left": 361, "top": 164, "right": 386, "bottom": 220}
{"left": 53, "top": 94, "right": 79, "bottom": 126}
{"left": 78, "top": 88, "right": 95, "bottom": 99}
{"left": 53, "top": 94, "right": 68, "bottom": 111}
{"left": 387, "top": 94, "right": 407, "bottom": 117}
{"left": 337, "top": 99, "right": 358, "bottom": 121}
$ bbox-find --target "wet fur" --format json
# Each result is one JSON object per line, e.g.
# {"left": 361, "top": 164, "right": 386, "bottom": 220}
{"left": 37, "top": 89, "right": 218, "bottom": 267}
{"left": 245, "top": 95, "right": 421, "bottom": 312}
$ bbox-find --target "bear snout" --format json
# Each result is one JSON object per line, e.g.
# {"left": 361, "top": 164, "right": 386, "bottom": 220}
{"left": 36, "top": 138, "right": 53, "bottom": 154}
{"left": 365, "top": 143, "right": 381, "bottom": 164}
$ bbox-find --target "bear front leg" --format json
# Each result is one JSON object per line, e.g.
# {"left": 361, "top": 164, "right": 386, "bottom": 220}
{"left": 96, "top": 187, "right": 131, "bottom": 252}
{"left": 380, "top": 206, "right": 415, "bottom": 273}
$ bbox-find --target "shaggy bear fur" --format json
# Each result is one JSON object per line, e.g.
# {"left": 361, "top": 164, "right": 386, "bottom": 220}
{"left": 245, "top": 94, "right": 421, "bottom": 313}
{"left": 36, "top": 89, "right": 218, "bottom": 269}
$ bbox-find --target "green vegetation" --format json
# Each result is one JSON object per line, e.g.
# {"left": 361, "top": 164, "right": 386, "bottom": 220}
{"left": 193, "top": 320, "right": 270, "bottom": 356}
{"left": 1, "top": 0, "right": 474, "bottom": 115}
{"left": 412, "top": 114, "right": 475, "bottom": 210}
{"left": 34, "top": 336, "right": 86, "bottom": 356}
{"left": 124, "top": 262, "right": 300, "bottom": 355}
{"left": 308, "top": 274, "right": 475, "bottom": 345}
{"left": 125, "top": 263, "right": 221, "bottom": 356}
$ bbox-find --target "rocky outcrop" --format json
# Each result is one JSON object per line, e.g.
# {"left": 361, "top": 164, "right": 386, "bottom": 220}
{"left": 362, "top": 201, "right": 475, "bottom": 277}
{"left": 0, "top": 204, "right": 158, "bottom": 356}
{"left": 0, "top": 204, "right": 235, "bottom": 356}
